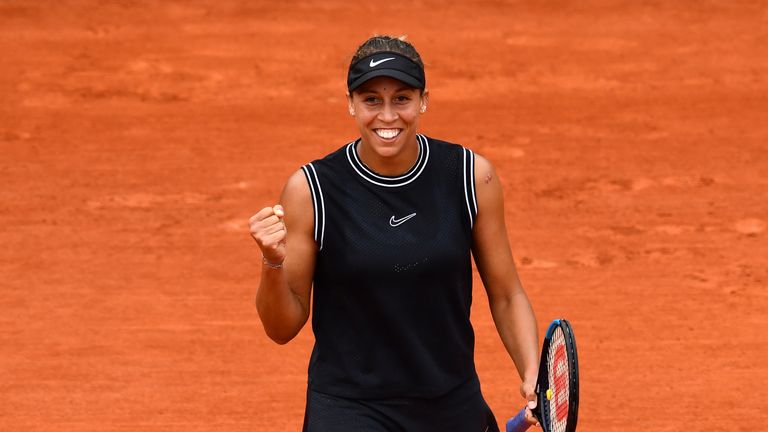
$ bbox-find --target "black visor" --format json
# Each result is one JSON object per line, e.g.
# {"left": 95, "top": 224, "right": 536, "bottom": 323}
{"left": 347, "top": 51, "right": 425, "bottom": 92}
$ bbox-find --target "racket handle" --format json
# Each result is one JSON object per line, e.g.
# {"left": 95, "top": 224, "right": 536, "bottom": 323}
{"left": 506, "top": 407, "right": 532, "bottom": 432}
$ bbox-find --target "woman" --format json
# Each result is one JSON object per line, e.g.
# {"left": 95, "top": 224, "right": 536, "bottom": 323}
{"left": 250, "top": 35, "right": 540, "bottom": 431}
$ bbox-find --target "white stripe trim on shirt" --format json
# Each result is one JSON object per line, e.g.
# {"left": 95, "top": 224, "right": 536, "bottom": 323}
{"left": 462, "top": 148, "right": 474, "bottom": 228}
{"left": 468, "top": 149, "right": 478, "bottom": 215}
{"left": 301, "top": 165, "right": 319, "bottom": 244}
{"left": 351, "top": 136, "right": 424, "bottom": 181}
{"left": 307, "top": 163, "right": 326, "bottom": 251}
{"left": 345, "top": 134, "right": 430, "bottom": 188}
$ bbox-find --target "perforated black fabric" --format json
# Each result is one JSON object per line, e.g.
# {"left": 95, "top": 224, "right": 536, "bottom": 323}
{"left": 302, "top": 379, "right": 499, "bottom": 431}
{"left": 303, "top": 136, "right": 479, "bottom": 400}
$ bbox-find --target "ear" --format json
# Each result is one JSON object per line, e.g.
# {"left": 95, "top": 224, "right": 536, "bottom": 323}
{"left": 420, "top": 89, "right": 429, "bottom": 113}
{"left": 346, "top": 91, "right": 355, "bottom": 116}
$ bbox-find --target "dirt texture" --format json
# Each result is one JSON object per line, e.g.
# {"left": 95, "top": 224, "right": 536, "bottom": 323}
{"left": 2, "top": 1, "right": 767, "bottom": 431}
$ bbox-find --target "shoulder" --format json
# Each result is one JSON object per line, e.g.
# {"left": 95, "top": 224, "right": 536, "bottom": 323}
{"left": 423, "top": 135, "right": 462, "bottom": 152}
{"left": 310, "top": 141, "right": 356, "bottom": 167}
{"left": 472, "top": 153, "right": 496, "bottom": 182}
{"left": 282, "top": 169, "right": 313, "bottom": 211}
{"left": 424, "top": 136, "right": 497, "bottom": 182}
{"left": 424, "top": 136, "right": 491, "bottom": 162}
{"left": 284, "top": 168, "right": 310, "bottom": 192}
{"left": 277, "top": 169, "right": 315, "bottom": 239}
{"left": 468, "top": 151, "right": 504, "bottom": 216}
{"left": 281, "top": 141, "right": 352, "bottom": 241}
{"left": 421, "top": 135, "right": 470, "bottom": 169}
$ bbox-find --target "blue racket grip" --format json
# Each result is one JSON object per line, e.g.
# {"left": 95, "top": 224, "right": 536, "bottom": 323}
{"left": 506, "top": 407, "right": 532, "bottom": 432}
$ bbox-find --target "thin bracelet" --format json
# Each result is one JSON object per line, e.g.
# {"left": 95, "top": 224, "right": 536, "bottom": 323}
{"left": 262, "top": 256, "right": 284, "bottom": 269}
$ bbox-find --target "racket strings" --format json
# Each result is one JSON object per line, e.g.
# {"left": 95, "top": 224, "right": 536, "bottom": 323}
{"left": 547, "top": 327, "right": 570, "bottom": 432}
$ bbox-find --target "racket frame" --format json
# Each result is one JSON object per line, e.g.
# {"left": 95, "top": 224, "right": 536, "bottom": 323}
{"left": 532, "top": 319, "right": 579, "bottom": 432}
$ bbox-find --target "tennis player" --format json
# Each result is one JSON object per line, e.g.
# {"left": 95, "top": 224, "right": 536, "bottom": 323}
{"left": 250, "top": 35, "right": 540, "bottom": 431}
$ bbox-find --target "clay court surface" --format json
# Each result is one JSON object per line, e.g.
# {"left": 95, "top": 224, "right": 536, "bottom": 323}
{"left": 2, "top": 1, "right": 767, "bottom": 430}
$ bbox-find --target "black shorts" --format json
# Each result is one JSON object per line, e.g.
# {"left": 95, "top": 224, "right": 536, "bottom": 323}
{"left": 302, "top": 381, "right": 499, "bottom": 432}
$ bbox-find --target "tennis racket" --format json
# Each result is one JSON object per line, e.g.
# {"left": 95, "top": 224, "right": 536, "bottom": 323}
{"left": 506, "top": 319, "right": 579, "bottom": 432}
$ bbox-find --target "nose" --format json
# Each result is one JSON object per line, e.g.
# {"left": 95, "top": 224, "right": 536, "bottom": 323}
{"left": 377, "top": 101, "right": 398, "bottom": 123}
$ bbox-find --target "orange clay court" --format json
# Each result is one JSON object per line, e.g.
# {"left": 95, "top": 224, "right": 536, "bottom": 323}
{"left": 1, "top": 1, "right": 767, "bottom": 431}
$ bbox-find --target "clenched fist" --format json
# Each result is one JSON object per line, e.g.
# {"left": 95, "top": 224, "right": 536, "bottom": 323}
{"left": 521, "top": 377, "right": 540, "bottom": 427}
{"left": 250, "top": 205, "right": 286, "bottom": 266}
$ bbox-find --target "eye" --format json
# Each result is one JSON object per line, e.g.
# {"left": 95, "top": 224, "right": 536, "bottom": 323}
{"left": 363, "top": 96, "right": 381, "bottom": 105}
{"left": 394, "top": 95, "right": 412, "bottom": 104}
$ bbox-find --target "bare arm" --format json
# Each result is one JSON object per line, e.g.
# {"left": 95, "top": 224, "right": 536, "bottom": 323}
{"left": 471, "top": 154, "right": 539, "bottom": 403}
{"left": 250, "top": 170, "right": 316, "bottom": 344}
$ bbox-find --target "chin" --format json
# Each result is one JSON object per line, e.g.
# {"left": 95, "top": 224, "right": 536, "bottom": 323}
{"left": 373, "top": 145, "right": 402, "bottom": 158}
{"left": 369, "top": 138, "right": 403, "bottom": 157}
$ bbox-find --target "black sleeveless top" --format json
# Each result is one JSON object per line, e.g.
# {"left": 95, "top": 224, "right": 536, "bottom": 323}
{"left": 301, "top": 135, "right": 479, "bottom": 399}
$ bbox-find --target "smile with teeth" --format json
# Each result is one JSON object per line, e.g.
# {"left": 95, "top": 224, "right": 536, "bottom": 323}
{"left": 374, "top": 128, "right": 402, "bottom": 140}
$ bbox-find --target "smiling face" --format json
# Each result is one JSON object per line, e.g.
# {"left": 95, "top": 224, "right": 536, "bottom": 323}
{"left": 347, "top": 76, "right": 428, "bottom": 171}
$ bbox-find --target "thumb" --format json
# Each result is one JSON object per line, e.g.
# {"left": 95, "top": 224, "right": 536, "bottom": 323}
{"left": 525, "top": 391, "right": 539, "bottom": 426}
{"left": 273, "top": 205, "right": 284, "bottom": 218}
{"left": 525, "top": 385, "right": 537, "bottom": 408}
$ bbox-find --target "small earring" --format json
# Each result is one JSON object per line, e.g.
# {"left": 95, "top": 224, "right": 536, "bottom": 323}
{"left": 420, "top": 106, "right": 427, "bottom": 113}
{"left": 349, "top": 109, "right": 355, "bottom": 116}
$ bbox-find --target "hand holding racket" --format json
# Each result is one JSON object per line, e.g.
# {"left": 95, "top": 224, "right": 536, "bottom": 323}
{"left": 507, "top": 319, "right": 579, "bottom": 432}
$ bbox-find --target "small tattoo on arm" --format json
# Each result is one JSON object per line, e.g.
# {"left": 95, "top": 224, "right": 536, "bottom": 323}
{"left": 484, "top": 173, "right": 493, "bottom": 184}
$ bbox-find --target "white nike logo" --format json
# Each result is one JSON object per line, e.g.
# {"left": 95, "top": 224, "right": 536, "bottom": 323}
{"left": 369, "top": 57, "right": 395, "bottom": 67}
{"left": 389, "top": 213, "right": 416, "bottom": 227}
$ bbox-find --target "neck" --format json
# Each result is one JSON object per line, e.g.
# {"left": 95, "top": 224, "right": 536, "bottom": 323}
{"left": 357, "top": 137, "right": 420, "bottom": 176}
